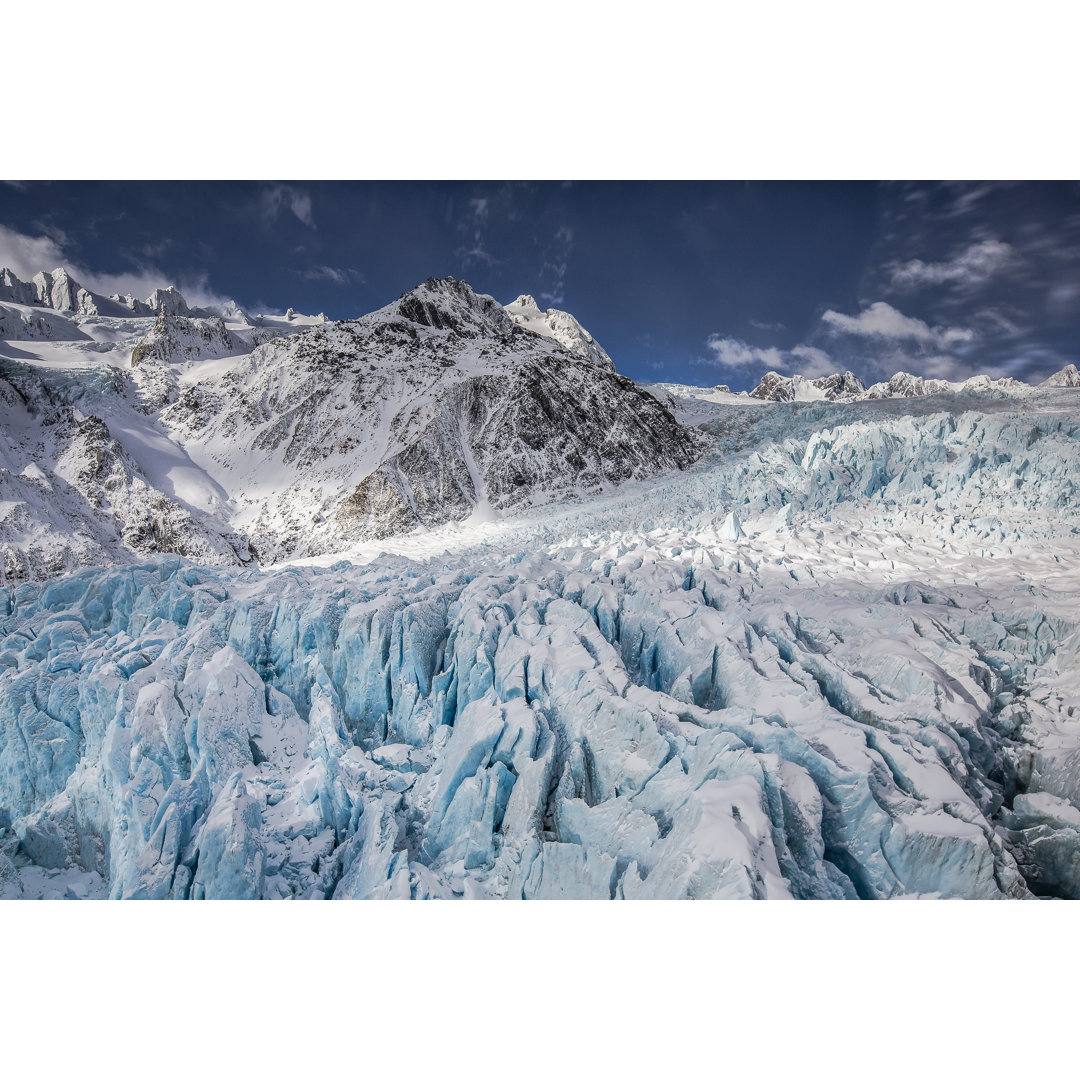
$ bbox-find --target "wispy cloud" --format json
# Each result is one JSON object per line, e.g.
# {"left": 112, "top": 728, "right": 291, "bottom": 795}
{"left": 0, "top": 224, "right": 67, "bottom": 280}
{"left": 539, "top": 224, "right": 574, "bottom": 307}
{"left": 261, "top": 184, "right": 315, "bottom": 229}
{"left": 943, "top": 182, "right": 1005, "bottom": 219}
{"left": 701, "top": 336, "right": 835, "bottom": 378}
{"left": 299, "top": 265, "right": 365, "bottom": 286}
{"left": 889, "top": 239, "right": 1015, "bottom": 290}
{"left": 455, "top": 194, "right": 499, "bottom": 269}
{"left": 456, "top": 245, "right": 499, "bottom": 268}
{"left": 789, "top": 344, "right": 836, "bottom": 379}
{"left": 704, "top": 335, "right": 784, "bottom": 370}
{"left": 750, "top": 318, "right": 785, "bottom": 331}
{"left": 822, "top": 300, "right": 974, "bottom": 351}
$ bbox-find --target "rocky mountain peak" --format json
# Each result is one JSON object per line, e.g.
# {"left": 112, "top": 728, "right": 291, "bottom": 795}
{"left": 503, "top": 293, "right": 615, "bottom": 371}
{"left": 750, "top": 370, "right": 867, "bottom": 402}
{"left": 145, "top": 286, "right": 190, "bottom": 316}
{"left": 814, "top": 371, "right": 866, "bottom": 400}
{"left": 0, "top": 267, "right": 39, "bottom": 305}
{"left": 1041, "top": 363, "right": 1080, "bottom": 387}
{"left": 749, "top": 371, "right": 794, "bottom": 401}
{"left": 31, "top": 267, "right": 100, "bottom": 315}
{"left": 394, "top": 276, "right": 513, "bottom": 336}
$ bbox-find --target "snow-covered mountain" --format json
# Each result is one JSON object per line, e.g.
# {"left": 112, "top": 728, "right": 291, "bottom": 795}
{"left": 0, "top": 272, "right": 703, "bottom": 578}
{"left": 0, "top": 265, "right": 194, "bottom": 321}
{"left": 503, "top": 293, "right": 615, "bottom": 370}
{"left": 645, "top": 362, "right": 1073, "bottom": 425}
{"left": 1041, "top": 363, "right": 1080, "bottom": 388}
{"left": 161, "top": 278, "right": 700, "bottom": 563}
{"left": 750, "top": 370, "right": 866, "bottom": 402}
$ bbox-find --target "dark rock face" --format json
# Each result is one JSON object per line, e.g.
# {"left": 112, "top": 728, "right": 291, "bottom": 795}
{"left": 814, "top": 371, "right": 866, "bottom": 400}
{"left": 750, "top": 372, "right": 794, "bottom": 401}
{"left": 336, "top": 361, "right": 704, "bottom": 541}
{"left": 750, "top": 370, "right": 866, "bottom": 402}
{"left": 131, "top": 313, "right": 237, "bottom": 367}
{"left": 397, "top": 277, "right": 515, "bottom": 336}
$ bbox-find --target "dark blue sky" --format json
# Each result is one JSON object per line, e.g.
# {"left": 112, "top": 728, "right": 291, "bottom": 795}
{"left": 2, "top": 180, "right": 1079, "bottom": 388}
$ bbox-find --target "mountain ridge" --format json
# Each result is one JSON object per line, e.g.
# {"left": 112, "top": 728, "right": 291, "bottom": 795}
{"left": 0, "top": 274, "right": 704, "bottom": 579}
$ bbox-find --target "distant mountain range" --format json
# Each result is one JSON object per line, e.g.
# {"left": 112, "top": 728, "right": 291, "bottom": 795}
{"left": 735, "top": 365, "right": 1079, "bottom": 402}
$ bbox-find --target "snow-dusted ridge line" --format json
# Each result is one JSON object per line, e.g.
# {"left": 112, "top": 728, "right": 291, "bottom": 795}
{"left": 647, "top": 366, "right": 1076, "bottom": 413}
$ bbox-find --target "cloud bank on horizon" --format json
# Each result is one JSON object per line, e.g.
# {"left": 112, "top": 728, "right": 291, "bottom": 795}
{"left": 1, "top": 180, "right": 1078, "bottom": 387}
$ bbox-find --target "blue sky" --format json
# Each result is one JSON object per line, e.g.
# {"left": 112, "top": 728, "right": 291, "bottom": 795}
{"left": 2, "top": 180, "right": 1078, "bottom": 388}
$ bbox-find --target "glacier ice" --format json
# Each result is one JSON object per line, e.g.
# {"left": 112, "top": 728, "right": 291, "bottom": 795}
{"left": 3, "top": 390, "right": 1079, "bottom": 899}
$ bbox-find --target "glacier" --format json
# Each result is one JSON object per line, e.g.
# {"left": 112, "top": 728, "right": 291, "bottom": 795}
{"left": 3, "top": 387, "right": 1079, "bottom": 899}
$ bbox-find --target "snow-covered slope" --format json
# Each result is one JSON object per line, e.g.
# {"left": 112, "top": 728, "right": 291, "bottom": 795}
{"left": 503, "top": 294, "right": 615, "bottom": 370}
{"left": 1042, "top": 363, "right": 1080, "bottom": 388}
{"left": 0, "top": 273, "right": 326, "bottom": 579}
{"left": 3, "top": 388, "right": 1080, "bottom": 899}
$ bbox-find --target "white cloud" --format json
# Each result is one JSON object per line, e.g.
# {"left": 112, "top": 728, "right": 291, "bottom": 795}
{"left": 704, "top": 335, "right": 784, "bottom": 370}
{"left": 702, "top": 336, "right": 839, "bottom": 379}
{"left": 822, "top": 301, "right": 934, "bottom": 340}
{"left": 261, "top": 184, "right": 315, "bottom": 229}
{"left": 822, "top": 300, "right": 974, "bottom": 351}
{"left": 889, "top": 239, "right": 1015, "bottom": 290}
{"left": 0, "top": 224, "right": 68, "bottom": 280}
{"left": 937, "top": 325, "right": 976, "bottom": 349}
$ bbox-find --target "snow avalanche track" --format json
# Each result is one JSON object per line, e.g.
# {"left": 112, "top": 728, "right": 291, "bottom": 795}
{"left": 2, "top": 394, "right": 1080, "bottom": 899}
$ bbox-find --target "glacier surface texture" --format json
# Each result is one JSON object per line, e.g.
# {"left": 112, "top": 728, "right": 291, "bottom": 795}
{"left": 3, "top": 390, "right": 1080, "bottom": 899}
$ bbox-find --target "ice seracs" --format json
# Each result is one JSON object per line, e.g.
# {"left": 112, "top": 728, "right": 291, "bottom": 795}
{"left": 718, "top": 510, "right": 743, "bottom": 540}
{"left": 4, "top": 383, "right": 1079, "bottom": 899}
